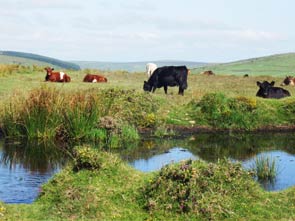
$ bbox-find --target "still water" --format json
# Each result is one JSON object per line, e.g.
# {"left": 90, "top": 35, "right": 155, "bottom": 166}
{"left": 1, "top": 132, "right": 295, "bottom": 204}
{"left": 0, "top": 138, "right": 66, "bottom": 203}
{"left": 117, "top": 132, "right": 295, "bottom": 191}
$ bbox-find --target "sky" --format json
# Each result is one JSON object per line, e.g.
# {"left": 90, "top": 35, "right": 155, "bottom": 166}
{"left": 0, "top": 0, "right": 295, "bottom": 62}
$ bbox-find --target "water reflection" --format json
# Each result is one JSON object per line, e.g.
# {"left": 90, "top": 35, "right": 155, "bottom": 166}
{"left": 117, "top": 132, "right": 295, "bottom": 191}
{"left": 130, "top": 147, "right": 197, "bottom": 172}
{"left": 0, "top": 138, "right": 67, "bottom": 203}
{"left": 1, "top": 132, "right": 295, "bottom": 203}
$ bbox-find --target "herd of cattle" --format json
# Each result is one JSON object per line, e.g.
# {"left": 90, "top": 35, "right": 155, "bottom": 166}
{"left": 44, "top": 67, "right": 107, "bottom": 83}
{"left": 44, "top": 65, "right": 295, "bottom": 99}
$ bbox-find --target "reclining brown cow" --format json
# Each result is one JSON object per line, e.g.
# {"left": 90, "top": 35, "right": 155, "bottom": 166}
{"left": 83, "top": 74, "right": 107, "bottom": 83}
{"left": 44, "top": 67, "right": 71, "bottom": 82}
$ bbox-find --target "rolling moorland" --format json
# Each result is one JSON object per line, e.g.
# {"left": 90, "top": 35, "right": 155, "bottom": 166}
{"left": 1, "top": 50, "right": 295, "bottom": 76}
{"left": 0, "top": 51, "right": 80, "bottom": 70}
{"left": 1, "top": 52, "right": 295, "bottom": 220}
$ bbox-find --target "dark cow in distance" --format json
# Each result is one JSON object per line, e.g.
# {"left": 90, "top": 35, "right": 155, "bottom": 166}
{"left": 83, "top": 74, "right": 107, "bottom": 83}
{"left": 256, "top": 81, "right": 290, "bottom": 99}
{"left": 202, "top": 70, "right": 215, "bottom": 76}
{"left": 44, "top": 67, "right": 71, "bottom": 82}
{"left": 143, "top": 66, "right": 189, "bottom": 95}
{"left": 281, "top": 76, "right": 295, "bottom": 86}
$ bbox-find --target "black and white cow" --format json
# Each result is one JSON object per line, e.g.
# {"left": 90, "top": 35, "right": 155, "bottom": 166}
{"left": 143, "top": 66, "right": 189, "bottom": 95}
{"left": 256, "top": 81, "right": 290, "bottom": 99}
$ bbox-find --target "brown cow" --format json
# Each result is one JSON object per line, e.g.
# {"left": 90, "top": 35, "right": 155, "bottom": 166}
{"left": 202, "top": 70, "right": 215, "bottom": 75}
{"left": 44, "top": 67, "right": 71, "bottom": 82}
{"left": 281, "top": 76, "right": 295, "bottom": 86}
{"left": 83, "top": 74, "right": 107, "bottom": 83}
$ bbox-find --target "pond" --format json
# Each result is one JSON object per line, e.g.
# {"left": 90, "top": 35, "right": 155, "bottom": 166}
{"left": 1, "top": 132, "right": 295, "bottom": 204}
{"left": 0, "top": 138, "right": 67, "bottom": 203}
{"left": 116, "top": 132, "right": 295, "bottom": 191}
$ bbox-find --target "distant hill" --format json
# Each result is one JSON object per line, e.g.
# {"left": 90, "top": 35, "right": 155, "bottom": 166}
{"left": 192, "top": 53, "right": 295, "bottom": 76}
{"left": 0, "top": 51, "right": 80, "bottom": 70}
{"left": 73, "top": 60, "right": 210, "bottom": 72}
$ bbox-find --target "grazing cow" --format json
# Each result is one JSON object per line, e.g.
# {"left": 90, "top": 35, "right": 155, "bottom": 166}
{"left": 83, "top": 74, "right": 107, "bottom": 83}
{"left": 146, "top": 63, "right": 157, "bottom": 78}
{"left": 256, "top": 81, "right": 290, "bottom": 99}
{"left": 281, "top": 76, "right": 295, "bottom": 86}
{"left": 202, "top": 70, "right": 215, "bottom": 76}
{"left": 143, "top": 66, "right": 189, "bottom": 95}
{"left": 44, "top": 67, "right": 71, "bottom": 82}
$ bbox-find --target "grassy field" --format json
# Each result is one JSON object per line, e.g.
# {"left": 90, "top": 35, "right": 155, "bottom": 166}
{"left": 1, "top": 66, "right": 295, "bottom": 220}
{"left": 192, "top": 53, "right": 295, "bottom": 76}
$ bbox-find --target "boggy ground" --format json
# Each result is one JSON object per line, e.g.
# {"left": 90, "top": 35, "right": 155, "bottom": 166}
{"left": 1, "top": 67, "right": 295, "bottom": 220}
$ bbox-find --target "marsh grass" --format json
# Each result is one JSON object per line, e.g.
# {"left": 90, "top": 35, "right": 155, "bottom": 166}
{"left": 0, "top": 86, "right": 158, "bottom": 146}
{"left": 253, "top": 155, "right": 278, "bottom": 181}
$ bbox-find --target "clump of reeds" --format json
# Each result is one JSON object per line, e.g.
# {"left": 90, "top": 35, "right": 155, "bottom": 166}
{"left": 252, "top": 155, "right": 278, "bottom": 181}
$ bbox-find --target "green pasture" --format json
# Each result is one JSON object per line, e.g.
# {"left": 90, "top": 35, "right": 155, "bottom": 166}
{"left": 193, "top": 53, "right": 295, "bottom": 76}
{"left": 1, "top": 65, "right": 294, "bottom": 101}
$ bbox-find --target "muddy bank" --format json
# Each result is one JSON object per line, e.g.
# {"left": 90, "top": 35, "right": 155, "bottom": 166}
{"left": 138, "top": 124, "right": 295, "bottom": 137}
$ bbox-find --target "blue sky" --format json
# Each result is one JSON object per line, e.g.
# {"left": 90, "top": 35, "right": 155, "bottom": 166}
{"left": 0, "top": 0, "right": 294, "bottom": 62}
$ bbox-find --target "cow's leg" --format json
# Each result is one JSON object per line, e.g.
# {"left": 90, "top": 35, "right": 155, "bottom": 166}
{"left": 164, "top": 86, "right": 168, "bottom": 94}
{"left": 178, "top": 87, "right": 184, "bottom": 95}
{"left": 152, "top": 87, "right": 156, "bottom": 93}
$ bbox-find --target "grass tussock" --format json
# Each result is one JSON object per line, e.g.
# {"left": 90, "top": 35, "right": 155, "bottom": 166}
{"left": 253, "top": 155, "right": 278, "bottom": 181}
{"left": 141, "top": 159, "right": 259, "bottom": 220}
{"left": 0, "top": 87, "right": 160, "bottom": 145}
{"left": 187, "top": 92, "right": 293, "bottom": 130}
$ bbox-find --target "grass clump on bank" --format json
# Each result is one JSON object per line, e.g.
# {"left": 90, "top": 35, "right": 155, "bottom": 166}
{"left": 187, "top": 92, "right": 293, "bottom": 130}
{"left": 141, "top": 159, "right": 259, "bottom": 220}
{"left": 0, "top": 87, "right": 160, "bottom": 145}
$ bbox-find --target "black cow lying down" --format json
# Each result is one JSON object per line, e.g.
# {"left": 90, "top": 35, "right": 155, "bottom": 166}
{"left": 256, "top": 81, "right": 290, "bottom": 99}
{"left": 143, "top": 66, "right": 189, "bottom": 95}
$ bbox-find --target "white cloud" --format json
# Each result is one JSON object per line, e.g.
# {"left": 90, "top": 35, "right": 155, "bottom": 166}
{"left": 0, "top": 0, "right": 294, "bottom": 62}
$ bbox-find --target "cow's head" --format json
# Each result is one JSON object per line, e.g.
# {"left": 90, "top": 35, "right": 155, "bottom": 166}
{"left": 143, "top": 81, "right": 152, "bottom": 92}
{"left": 44, "top": 67, "right": 54, "bottom": 74}
{"left": 281, "top": 76, "right": 294, "bottom": 86}
{"left": 257, "top": 81, "right": 275, "bottom": 97}
{"left": 44, "top": 67, "right": 54, "bottom": 81}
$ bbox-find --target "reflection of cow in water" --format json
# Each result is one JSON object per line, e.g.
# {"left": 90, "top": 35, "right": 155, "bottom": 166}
{"left": 143, "top": 66, "right": 189, "bottom": 95}
{"left": 256, "top": 81, "right": 290, "bottom": 99}
{"left": 281, "top": 76, "right": 295, "bottom": 86}
{"left": 202, "top": 70, "right": 215, "bottom": 76}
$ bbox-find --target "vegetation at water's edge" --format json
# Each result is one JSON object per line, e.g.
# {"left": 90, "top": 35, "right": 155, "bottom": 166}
{"left": 2, "top": 87, "right": 295, "bottom": 142}
{"left": 252, "top": 155, "right": 278, "bottom": 181}
{"left": 2, "top": 146, "right": 295, "bottom": 220}
{"left": 0, "top": 86, "right": 160, "bottom": 147}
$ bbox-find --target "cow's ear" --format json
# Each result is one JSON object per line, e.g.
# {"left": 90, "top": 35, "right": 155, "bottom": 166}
{"left": 256, "top": 81, "right": 261, "bottom": 86}
{"left": 52, "top": 68, "right": 54, "bottom": 71}
{"left": 144, "top": 81, "right": 147, "bottom": 83}
{"left": 271, "top": 81, "right": 275, "bottom": 86}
